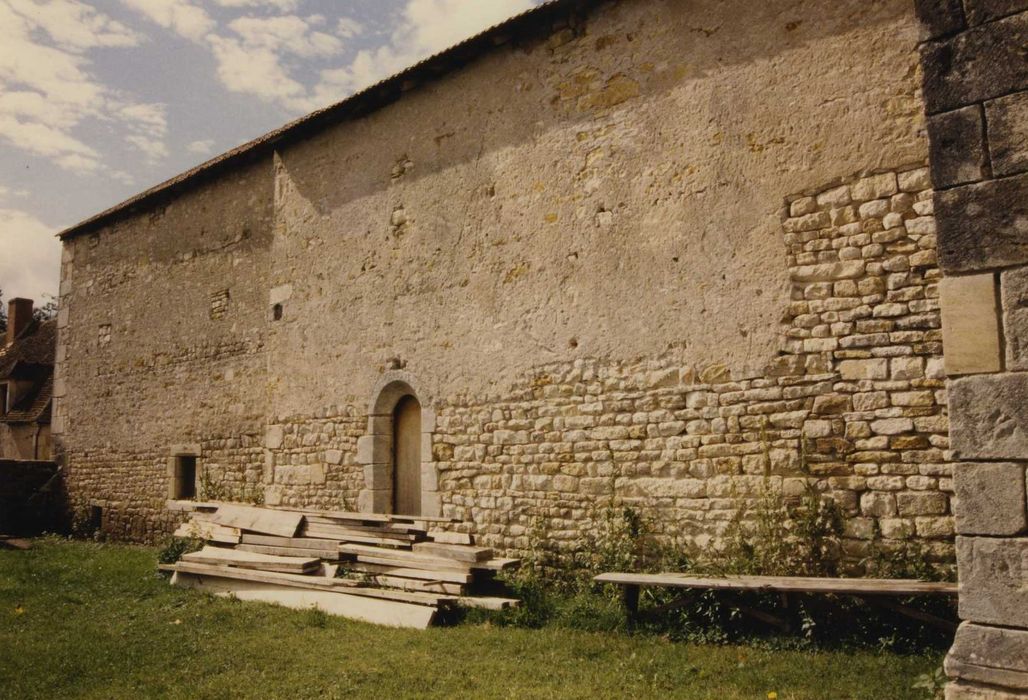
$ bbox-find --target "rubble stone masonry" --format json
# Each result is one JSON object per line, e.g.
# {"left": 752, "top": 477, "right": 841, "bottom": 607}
{"left": 54, "top": 2, "right": 950, "bottom": 572}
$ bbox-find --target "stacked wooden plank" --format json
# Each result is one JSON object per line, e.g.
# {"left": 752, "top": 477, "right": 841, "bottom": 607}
{"left": 163, "top": 502, "right": 520, "bottom": 628}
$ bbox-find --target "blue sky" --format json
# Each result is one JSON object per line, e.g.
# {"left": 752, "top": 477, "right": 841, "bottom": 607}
{"left": 0, "top": 0, "right": 542, "bottom": 303}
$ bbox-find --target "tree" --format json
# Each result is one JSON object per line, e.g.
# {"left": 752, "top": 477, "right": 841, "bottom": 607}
{"left": 33, "top": 294, "right": 58, "bottom": 322}
{"left": 0, "top": 288, "right": 6, "bottom": 334}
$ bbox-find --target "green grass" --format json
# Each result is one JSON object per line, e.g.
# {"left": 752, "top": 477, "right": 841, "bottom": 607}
{"left": 0, "top": 539, "right": 942, "bottom": 699}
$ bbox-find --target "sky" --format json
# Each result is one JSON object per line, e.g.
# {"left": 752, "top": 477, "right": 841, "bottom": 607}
{"left": 0, "top": 0, "right": 543, "bottom": 303}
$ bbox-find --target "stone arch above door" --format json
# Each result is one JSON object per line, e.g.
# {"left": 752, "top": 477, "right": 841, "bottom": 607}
{"left": 356, "top": 371, "right": 439, "bottom": 517}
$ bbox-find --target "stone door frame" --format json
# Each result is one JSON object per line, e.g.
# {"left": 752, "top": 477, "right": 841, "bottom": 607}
{"left": 356, "top": 371, "right": 440, "bottom": 517}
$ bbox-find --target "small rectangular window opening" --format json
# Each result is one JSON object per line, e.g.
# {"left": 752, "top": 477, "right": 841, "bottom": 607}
{"left": 173, "top": 456, "right": 197, "bottom": 500}
{"left": 272, "top": 303, "right": 284, "bottom": 321}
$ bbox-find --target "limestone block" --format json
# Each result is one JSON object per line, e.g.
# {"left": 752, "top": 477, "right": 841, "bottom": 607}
{"left": 954, "top": 462, "right": 1028, "bottom": 535}
{"left": 838, "top": 358, "right": 888, "bottom": 380}
{"left": 921, "top": 13, "right": 1028, "bottom": 113}
{"left": 957, "top": 536, "right": 1028, "bottom": 627}
{"left": 264, "top": 485, "right": 283, "bottom": 506}
{"left": 357, "top": 434, "right": 389, "bottom": 464}
{"left": 947, "top": 622, "right": 1028, "bottom": 692}
{"left": 357, "top": 489, "right": 391, "bottom": 514}
{"left": 860, "top": 492, "right": 897, "bottom": 517}
{"left": 324, "top": 449, "right": 343, "bottom": 465}
{"left": 790, "top": 261, "right": 865, "bottom": 283}
{"left": 851, "top": 173, "right": 897, "bottom": 201}
{"left": 950, "top": 374, "right": 1028, "bottom": 459}
{"left": 1002, "top": 266, "right": 1028, "bottom": 370}
{"left": 421, "top": 491, "right": 442, "bottom": 518}
{"left": 871, "top": 418, "right": 914, "bottom": 435}
{"left": 421, "top": 463, "right": 439, "bottom": 491}
{"left": 265, "top": 425, "right": 284, "bottom": 450}
{"left": 940, "top": 274, "right": 1001, "bottom": 375}
{"left": 936, "top": 173, "right": 1028, "bottom": 273}
{"left": 362, "top": 463, "right": 389, "bottom": 488}
{"left": 898, "top": 167, "right": 932, "bottom": 192}
{"left": 896, "top": 491, "right": 948, "bottom": 516}
{"left": 928, "top": 105, "right": 988, "bottom": 188}
{"left": 987, "top": 91, "right": 1028, "bottom": 177}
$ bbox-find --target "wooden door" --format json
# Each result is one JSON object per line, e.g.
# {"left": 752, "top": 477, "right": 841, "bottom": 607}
{"left": 393, "top": 395, "right": 422, "bottom": 515}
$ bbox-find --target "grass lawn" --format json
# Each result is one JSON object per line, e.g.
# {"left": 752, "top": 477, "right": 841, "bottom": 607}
{"left": 0, "top": 539, "right": 942, "bottom": 699}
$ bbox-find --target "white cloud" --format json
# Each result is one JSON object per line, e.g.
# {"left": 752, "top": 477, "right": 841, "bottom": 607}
{"left": 227, "top": 15, "right": 342, "bottom": 59}
{"left": 6, "top": 0, "right": 140, "bottom": 51}
{"left": 118, "top": 0, "right": 215, "bottom": 42}
{"left": 216, "top": 0, "right": 302, "bottom": 11}
{"left": 187, "top": 138, "right": 215, "bottom": 155}
{"left": 0, "top": 0, "right": 168, "bottom": 173}
{"left": 336, "top": 17, "right": 363, "bottom": 39}
{"left": 208, "top": 33, "right": 307, "bottom": 105}
{"left": 0, "top": 207, "right": 60, "bottom": 300}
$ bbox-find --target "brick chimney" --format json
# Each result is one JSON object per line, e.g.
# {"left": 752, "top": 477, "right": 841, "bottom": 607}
{"left": 6, "top": 298, "right": 33, "bottom": 346}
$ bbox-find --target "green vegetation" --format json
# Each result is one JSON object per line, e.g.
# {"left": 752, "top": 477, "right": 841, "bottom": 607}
{"left": 0, "top": 538, "right": 941, "bottom": 699}
{"left": 487, "top": 477, "right": 955, "bottom": 653}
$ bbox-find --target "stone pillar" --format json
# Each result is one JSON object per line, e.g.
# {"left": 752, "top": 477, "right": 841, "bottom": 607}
{"left": 915, "top": 2, "right": 1028, "bottom": 697}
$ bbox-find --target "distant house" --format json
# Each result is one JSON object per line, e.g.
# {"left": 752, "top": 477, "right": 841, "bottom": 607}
{"left": 0, "top": 299, "right": 55, "bottom": 460}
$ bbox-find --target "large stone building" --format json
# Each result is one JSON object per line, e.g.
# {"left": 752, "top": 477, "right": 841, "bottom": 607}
{"left": 51, "top": 0, "right": 1028, "bottom": 695}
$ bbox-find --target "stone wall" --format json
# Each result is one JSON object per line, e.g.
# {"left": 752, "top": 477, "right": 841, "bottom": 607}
{"left": 53, "top": 0, "right": 953, "bottom": 569}
{"left": 913, "top": 1, "right": 1028, "bottom": 697}
{"left": 53, "top": 158, "right": 274, "bottom": 540}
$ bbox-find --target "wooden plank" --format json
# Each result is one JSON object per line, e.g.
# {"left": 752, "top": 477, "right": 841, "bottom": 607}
{"left": 171, "top": 571, "right": 437, "bottom": 629}
{"left": 174, "top": 520, "right": 240, "bottom": 544}
{"left": 237, "top": 543, "right": 339, "bottom": 560}
{"left": 371, "top": 575, "right": 465, "bottom": 596}
{"left": 168, "top": 562, "right": 453, "bottom": 606}
{"left": 301, "top": 525, "right": 415, "bottom": 547}
{"left": 412, "top": 542, "right": 492, "bottom": 563}
{"left": 472, "top": 557, "right": 521, "bottom": 572}
{"left": 181, "top": 546, "right": 318, "bottom": 573}
{"left": 166, "top": 500, "right": 220, "bottom": 513}
{"left": 343, "top": 561, "right": 472, "bottom": 585}
{"left": 209, "top": 504, "right": 303, "bottom": 538}
{"left": 427, "top": 530, "right": 472, "bottom": 545}
{"left": 354, "top": 553, "right": 471, "bottom": 574}
{"left": 456, "top": 596, "right": 520, "bottom": 611}
{"left": 340, "top": 544, "right": 473, "bottom": 572}
{"left": 270, "top": 506, "right": 458, "bottom": 524}
{"left": 591, "top": 573, "right": 958, "bottom": 597}
{"left": 241, "top": 534, "right": 343, "bottom": 549}
{"left": 303, "top": 517, "right": 422, "bottom": 537}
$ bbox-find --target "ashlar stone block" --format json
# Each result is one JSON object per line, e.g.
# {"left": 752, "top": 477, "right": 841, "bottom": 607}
{"left": 927, "top": 105, "right": 988, "bottom": 188}
{"left": 921, "top": 13, "right": 1028, "bottom": 114}
{"left": 954, "top": 462, "right": 1028, "bottom": 535}
{"left": 987, "top": 91, "right": 1028, "bottom": 177}
{"left": 957, "top": 536, "right": 1028, "bottom": 628}
{"left": 936, "top": 171, "right": 1028, "bottom": 273}
{"left": 946, "top": 622, "right": 1028, "bottom": 692}
{"left": 1002, "top": 265, "right": 1028, "bottom": 370}
{"left": 950, "top": 373, "right": 1028, "bottom": 459}
{"left": 939, "top": 274, "right": 1001, "bottom": 375}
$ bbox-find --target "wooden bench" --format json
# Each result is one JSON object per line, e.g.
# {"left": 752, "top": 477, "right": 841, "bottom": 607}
{"left": 593, "top": 572, "right": 959, "bottom": 632}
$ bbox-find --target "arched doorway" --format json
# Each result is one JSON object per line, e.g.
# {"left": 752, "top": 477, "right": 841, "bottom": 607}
{"left": 358, "top": 371, "right": 440, "bottom": 517}
{"left": 392, "top": 394, "right": 422, "bottom": 516}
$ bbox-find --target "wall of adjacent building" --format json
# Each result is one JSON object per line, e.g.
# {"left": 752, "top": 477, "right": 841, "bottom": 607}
{"left": 912, "top": 1, "right": 1028, "bottom": 697}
